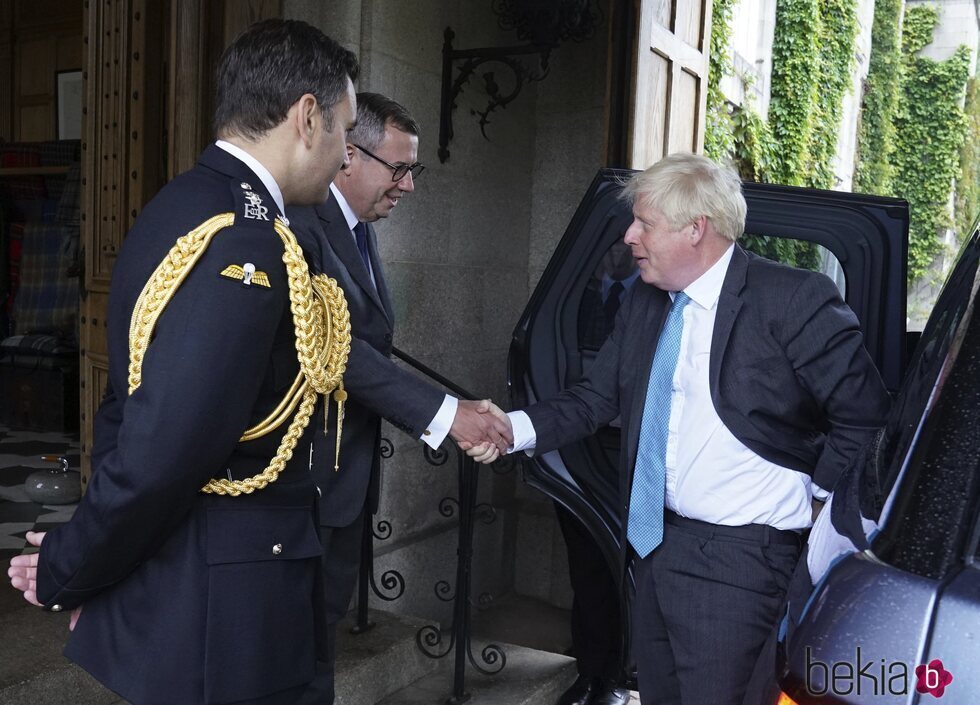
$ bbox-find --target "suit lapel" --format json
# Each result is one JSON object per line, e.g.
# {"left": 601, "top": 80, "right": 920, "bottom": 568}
{"left": 366, "top": 223, "right": 395, "bottom": 324}
{"left": 710, "top": 245, "right": 748, "bottom": 396}
{"left": 315, "top": 196, "right": 389, "bottom": 323}
{"left": 624, "top": 286, "right": 671, "bottom": 474}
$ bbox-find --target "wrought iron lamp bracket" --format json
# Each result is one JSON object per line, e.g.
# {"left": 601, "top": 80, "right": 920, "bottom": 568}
{"left": 438, "top": 26, "right": 553, "bottom": 163}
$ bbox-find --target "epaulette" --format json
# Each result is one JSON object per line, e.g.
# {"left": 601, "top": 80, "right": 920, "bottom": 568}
{"left": 230, "top": 179, "right": 276, "bottom": 229}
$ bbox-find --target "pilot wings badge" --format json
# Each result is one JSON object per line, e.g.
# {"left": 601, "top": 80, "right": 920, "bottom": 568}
{"left": 220, "top": 262, "right": 270, "bottom": 288}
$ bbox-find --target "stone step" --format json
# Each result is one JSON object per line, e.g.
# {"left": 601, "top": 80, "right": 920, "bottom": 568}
{"left": 0, "top": 603, "right": 123, "bottom": 705}
{"left": 334, "top": 609, "right": 440, "bottom": 705}
{"left": 377, "top": 640, "right": 577, "bottom": 705}
{"left": 0, "top": 593, "right": 428, "bottom": 705}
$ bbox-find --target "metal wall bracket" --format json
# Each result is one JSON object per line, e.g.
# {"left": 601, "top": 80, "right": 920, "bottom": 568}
{"left": 438, "top": 26, "right": 553, "bottom": 163}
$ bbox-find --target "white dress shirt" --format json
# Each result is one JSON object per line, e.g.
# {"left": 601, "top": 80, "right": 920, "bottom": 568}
{"left": 329, "top": 185, "right": 457, "bottom": 450}
{"left": 510, "top": 244, "right": 823, "bottom": 530}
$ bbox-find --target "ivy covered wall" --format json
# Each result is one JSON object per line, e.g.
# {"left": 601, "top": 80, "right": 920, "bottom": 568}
{"left": 706, "top": 0, "right": 976, "bottom": 284}
{"left": 892, "top": 5, "right": 972, "bottom": 279}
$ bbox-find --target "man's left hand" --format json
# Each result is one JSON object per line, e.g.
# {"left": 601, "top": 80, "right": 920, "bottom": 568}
{"left": 7, "top": 531, "right": 45, "bottom": 606}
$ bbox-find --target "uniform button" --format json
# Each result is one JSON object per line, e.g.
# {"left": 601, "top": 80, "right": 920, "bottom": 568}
{"left": 50, "top": 604, "right": 63, "bottom": 612}
{"left": 272, "top": 544, "right": 283, "bottom": 555}
{"left": 240, "top": 182, "right": 251, "bottom": 189}
{"left": 316, "top": 486, "right": 322, "bottom": 497}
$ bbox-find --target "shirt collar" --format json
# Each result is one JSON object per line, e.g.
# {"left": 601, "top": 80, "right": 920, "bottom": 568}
{"left": 330, "top": 182, "right": 360, "bottom": 232}
{"left": 215, "top": 140, "right": 286, "bottom": 217}
{"left": 677, "top": 243, "right": 735, "bottom": 310}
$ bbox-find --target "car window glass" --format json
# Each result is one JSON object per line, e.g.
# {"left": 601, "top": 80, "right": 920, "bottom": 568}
{"left": 575, "top": 235, "right": 844, "bottom": 357}
{"left": 874, "top": 230, "right": 980, "bottom": 579}
{"left": 740, "top": 234, "right": 846, "bottom": 298}
{"left": 577, "top": 240, "right": 640, "bottom": 352}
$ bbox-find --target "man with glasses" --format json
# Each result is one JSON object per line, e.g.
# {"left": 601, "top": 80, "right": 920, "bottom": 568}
{"left": 291, "top": 92, "right": 509, "bottom": 705}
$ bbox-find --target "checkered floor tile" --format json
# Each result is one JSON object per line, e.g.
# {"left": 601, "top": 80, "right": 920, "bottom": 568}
{"left": 0, "top": 425, "right": 80, "bottom": 565}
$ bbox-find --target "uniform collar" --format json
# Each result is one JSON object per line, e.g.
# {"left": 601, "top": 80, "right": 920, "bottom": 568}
{"left": 215, "top": 140, "right": 286, "bottom": 217}
{"left": 329, "top": 182, "right": 360, "bottom": 232}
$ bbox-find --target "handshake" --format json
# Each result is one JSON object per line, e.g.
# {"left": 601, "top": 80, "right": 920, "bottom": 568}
{"left": 449, "top": 399, "right": 513, "bottom": 465}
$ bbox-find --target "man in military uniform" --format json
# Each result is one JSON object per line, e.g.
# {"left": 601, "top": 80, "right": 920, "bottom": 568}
{"left": 7, "top": 20, "right": 358, "bottom": 705}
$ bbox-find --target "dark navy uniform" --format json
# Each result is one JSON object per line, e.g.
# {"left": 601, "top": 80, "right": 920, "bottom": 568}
{"left": 35, "top": 145, "right": 324, "bottom": 705}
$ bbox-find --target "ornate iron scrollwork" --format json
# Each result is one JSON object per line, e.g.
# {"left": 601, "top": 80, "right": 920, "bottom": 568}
{"left": 373, "top": 519, "right": 393, "bottom": 540}
{"left": 425, "top": 443, "right": 450, "bottom": 466}
{"left": 435, "top": 579, "right": 456, "bottom": 602}
{"left": 492, "top": 0, "right": 602, "bottom": 44}
{"left": 370, "top": 569, "right": 405, "bottom": 602}
{"left": 380, "top": 437, "right": 394, "bottom": 459}
{"left": 416, "top": 624, "right": 454, "bottom": 659}
{"left": 470, "top": 643, "right": 507, "bottom": 675}
{"left": 439, "top": 27, "right": 550, "bottom": 164}
{"left": 439, "top": 496, "right": 460, "bottom": 518}
{"left": 438, "top": 1, "right": 602, "bottom": 162}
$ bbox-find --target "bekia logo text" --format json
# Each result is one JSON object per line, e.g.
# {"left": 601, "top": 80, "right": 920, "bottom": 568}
{"left": 806, "top": 648, "right": 953, "bottom": 698}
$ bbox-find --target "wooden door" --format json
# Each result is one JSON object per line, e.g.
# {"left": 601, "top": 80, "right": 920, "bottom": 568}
{"left": 78, "top": 0, "right": 168, "bottom": 485}
{"left": 78, "top": 0, "right": 281, "bottom": 484}
{"left": 629, "top": 0, "right": 712, "bottom": 169}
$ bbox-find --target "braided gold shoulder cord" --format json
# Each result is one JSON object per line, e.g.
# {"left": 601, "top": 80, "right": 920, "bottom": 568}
{"left": 127, "top": 213, "right": 351, "bottom": 496}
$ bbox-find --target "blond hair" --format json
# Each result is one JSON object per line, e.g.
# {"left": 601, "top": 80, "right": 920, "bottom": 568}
{"left": 622, "top": 152, "right": 746, "bottom": 242}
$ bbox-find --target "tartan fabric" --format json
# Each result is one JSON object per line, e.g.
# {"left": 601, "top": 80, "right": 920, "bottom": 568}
{"left": 56, "top": 163, "right": 82, "bottom": 225}
{"left": 6, "top": 223, "right": 24, "bottom": 311}
{"left": 38, "top": 140, "right": 81, "bottom": 166}
{"left": 9, "top": 222, "right": 78, "bottom": 339}
{"left": 0, "top": 145, "right": 44, "bottom": 200}
{"left": 0, "top": 333, "right": 76, "bottom": 357}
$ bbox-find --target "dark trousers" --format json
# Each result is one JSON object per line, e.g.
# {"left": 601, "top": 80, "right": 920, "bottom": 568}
{"left": 296, "top": 510, "right": 366, "bottom": 705}
{"left": 743, "top": 545, "right": 815, "bottom": 705}
{"left": 556, "top": 503, "right": 622, "bottom": 681}
{"left": 632, "top": 513, "right": 800, "bottom": 705}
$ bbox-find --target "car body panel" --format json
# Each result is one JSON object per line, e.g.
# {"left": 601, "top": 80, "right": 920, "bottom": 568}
{"left": 780, "top": 226, "right": 980, "bottom": 704}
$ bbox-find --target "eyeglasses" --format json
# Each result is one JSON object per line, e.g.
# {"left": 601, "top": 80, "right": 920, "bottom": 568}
{"left": 354, "top": 144, "right": 425, "bottom": 182}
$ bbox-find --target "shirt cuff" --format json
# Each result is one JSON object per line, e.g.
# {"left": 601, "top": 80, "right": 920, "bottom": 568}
{"left": 811, "top": 482, "right": 831, "bottom": 502}
{"left": 421, "top": 395, "right": 457, "bottom": 449}
{"left": 508, "top": 410, "right": 537, "bottom": 455}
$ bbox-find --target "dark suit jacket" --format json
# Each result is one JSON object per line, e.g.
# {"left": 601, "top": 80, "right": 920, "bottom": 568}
{"left": 35, "top": 146, "right": 325, "bottom": 705}
{"left": 291, "top": 194, "right": 444, "bottom": 528}
{"left": 525, "top": 246, "right": 890, "bottom": 565}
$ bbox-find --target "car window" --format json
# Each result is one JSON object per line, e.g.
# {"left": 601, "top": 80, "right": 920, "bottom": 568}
{"left": 577, "top": 240, "right": 640, "bottom": 352}
{"left": 577, "top": 236, "right": 845, "bottom": 356}
{"left": 740, "top": 235, "right": 846, "bottom": 298}
{"left": 873, "top": 229, "right": 980, "bottom": 579}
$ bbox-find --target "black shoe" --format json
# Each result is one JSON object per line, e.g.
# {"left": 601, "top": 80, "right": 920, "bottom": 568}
{"left": 556, "top": 675, "right": 600, "bottom": 705}
{"left": 591, "top": 683, "right": 631, "bottom": 705}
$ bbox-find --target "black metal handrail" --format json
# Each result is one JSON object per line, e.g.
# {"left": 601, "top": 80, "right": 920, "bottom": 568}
{"left": 349, "top": 346, "right": 511, "bottom": 704}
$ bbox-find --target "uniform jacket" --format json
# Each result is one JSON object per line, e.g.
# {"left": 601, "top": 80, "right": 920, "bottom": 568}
{"left": 291, "top": 195, "right": 444, "bottom": 528}
{"left": 524, "top": 246, "right": 891, "bottom": 567}
{"left": 35, "top": 145, "right": 325, "bottom": 705}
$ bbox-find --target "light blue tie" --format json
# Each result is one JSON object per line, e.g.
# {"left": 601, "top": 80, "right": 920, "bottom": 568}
{"left": 627, "top": 291, "right": 691, "bottom": 558}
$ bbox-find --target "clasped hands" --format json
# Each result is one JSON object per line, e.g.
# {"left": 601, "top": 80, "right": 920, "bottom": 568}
{"left": 450, "top": 399, "right": 513, "bottom": 464}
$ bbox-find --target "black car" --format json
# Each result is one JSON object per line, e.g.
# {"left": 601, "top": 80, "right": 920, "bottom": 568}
{"left": 775, "top": 220, "right": 980, "bottom": 704}
{"left": 509, "top": 169, "right": 979, "bottom": 700}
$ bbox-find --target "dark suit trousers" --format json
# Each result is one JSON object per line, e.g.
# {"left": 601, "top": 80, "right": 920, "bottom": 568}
{"left": 632, "top": 514, "right": 799, "bottom": 705}
{"left": 555, "top": 503, "right": 622, "bottom": 680}
{"left": 296, "top": 510, "right": 366, "bottom": 705}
